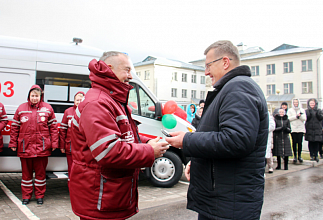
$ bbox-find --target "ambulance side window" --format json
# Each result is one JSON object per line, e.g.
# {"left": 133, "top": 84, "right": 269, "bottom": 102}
{"left": 129, "top": 83, "right": 155, "bottom": 119}
{"left": 36, "top": 71, "right": 91, "bottom": 113}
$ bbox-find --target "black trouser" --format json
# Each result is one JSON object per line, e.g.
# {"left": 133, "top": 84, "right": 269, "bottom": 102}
{"left": 308, "top": 141, "right": 320, "bottom": 158}
{"left": 319, "top": 142, "right": 323, "bottom": 156}
{"left": 291, "top": 132, "right": 303, "bottom": 158}
{"left": 277, "top": 156, "right": 289, "bottom": 170}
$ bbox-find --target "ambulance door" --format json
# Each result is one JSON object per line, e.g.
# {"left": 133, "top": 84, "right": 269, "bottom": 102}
{"left": 0, "top": 69, "right": 35, "bottom": 172}
{"left": 128, "top": 82, "right": 162, "bottom": 139}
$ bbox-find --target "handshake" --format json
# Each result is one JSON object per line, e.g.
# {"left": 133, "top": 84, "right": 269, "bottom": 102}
{"left": 147, "top": 137, "right": 169, "bottom": 158}
{"left": 147, "top": 130, "right": 186, "bottom": 158}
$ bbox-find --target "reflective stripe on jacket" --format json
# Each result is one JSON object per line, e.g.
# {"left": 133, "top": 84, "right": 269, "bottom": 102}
{"left": 8, "top": 85, "right": 58, "bottom": 158}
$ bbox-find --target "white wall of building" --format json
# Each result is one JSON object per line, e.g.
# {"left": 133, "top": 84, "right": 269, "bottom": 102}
{"left": 134, "top": 63, "right": 206, "bottom": 110}
{"left": 242, "top": 50, "right": 322, "bottom": 110}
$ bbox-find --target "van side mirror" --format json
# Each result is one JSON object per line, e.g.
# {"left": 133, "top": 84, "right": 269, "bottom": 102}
{"left": 155, "top": 102, "right": 163, "bottom": 120}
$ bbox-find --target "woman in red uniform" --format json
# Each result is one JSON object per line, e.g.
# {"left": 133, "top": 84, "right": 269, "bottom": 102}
{"left": 59, "top": 91, "right": 85, "bottom": 185}
{"left": 9, "top": 85, "right": 58, "bottom": 205}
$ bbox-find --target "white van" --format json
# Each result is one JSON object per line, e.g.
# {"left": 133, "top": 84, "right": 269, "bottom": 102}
{"left": 0, "top": 36, "right": 195, "bottom": 187}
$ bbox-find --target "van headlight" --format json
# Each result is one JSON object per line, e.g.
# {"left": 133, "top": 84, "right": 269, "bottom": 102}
{"left": 187, "top": 127, "right": 195, "bottom": 132}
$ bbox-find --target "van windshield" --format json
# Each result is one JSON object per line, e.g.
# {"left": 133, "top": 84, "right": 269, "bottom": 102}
{"left": 129, "top": 83, "right": 155, "bottom": 119}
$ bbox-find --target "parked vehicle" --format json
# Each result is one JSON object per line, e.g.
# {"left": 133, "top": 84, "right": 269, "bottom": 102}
{"left": 0, "top": 36, "right": 195, "bottom": 187}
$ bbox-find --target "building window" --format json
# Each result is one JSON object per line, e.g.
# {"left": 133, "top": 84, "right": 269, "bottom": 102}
{"left": 182, "top": 73, "right": 187, "bottom": 82}
{"left": 251, "top": 66, "right": 259, "bottom": 76}
{"left": 191, "top": 74, "right": 197, "bottom": 83}
{"left": 182, "top": 89, "right": 187, "bottom": 98}
{"left": 200, "top": 76, "right": 205, "bottom": 84}
{"left": 302, "top": 60, "right": 312, "bottom": 72}
{"left": 200, "top": 91, "right": 205, "bottom": 99}
{"left": 144, "top": 70, "right": 150, "bottom": 80}
{"left": 191, "top": 90, "right": 196, "bottom": 98}
{"left": 172, "top": 72, "right": 177, "bottom": 81}
{"left": 283, "top": 62, "right": 293, "bottom": 73}
{"left": 136, "top": 72, "right": 141, "bottom": 77}
{"left": 284, "top": 83, "right": 293, "bottom": 94}
{"left": 171, "top": 88, "right": 177, "bottom": 97}
{"left": 266, "top": 64, "right": 275, "bottom": 75}
{"left": 302, "top": 82, "right": 313, "bottom": 94}
{"left": 267, "top": 84, "right": 276, "bottom": 95}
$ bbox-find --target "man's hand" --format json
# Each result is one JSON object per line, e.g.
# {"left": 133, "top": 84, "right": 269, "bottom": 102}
{"left": 165, "top": 131, "right": 186, "bottom": 149}
{"left": 185, "top": 161, "right": 191, "bottom": 181}
{"left": 60, "top": 149, "right": 66, "bottom": 153}
{"left": 148, "top": 137, "right": 169, "bottom": 158}
{"left": 52, "top": 148, "right": 57, "bottom": 152}
{"left": 11, "top": 148, "right": 17, "bottom": 151}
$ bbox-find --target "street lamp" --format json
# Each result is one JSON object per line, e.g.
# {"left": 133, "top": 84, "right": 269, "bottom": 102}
{"left": 276, "top": 89, "right": 281, "bottom": 108}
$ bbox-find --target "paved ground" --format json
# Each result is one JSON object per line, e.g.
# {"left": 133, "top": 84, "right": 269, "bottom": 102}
{"left": 0, "top": 158, "right": 321, "bottom": 220}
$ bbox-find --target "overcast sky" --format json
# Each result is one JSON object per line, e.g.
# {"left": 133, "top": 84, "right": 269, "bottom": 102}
{"left": 0, "top": 0, "right": 322, "bottom": 63}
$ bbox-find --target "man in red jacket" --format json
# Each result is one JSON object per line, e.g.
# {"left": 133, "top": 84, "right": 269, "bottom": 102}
{"left": 69, "top": 51, "right": 169, "bottom": 220}
{"left": 0, "top": 102, "right": 9, "bottom": 152}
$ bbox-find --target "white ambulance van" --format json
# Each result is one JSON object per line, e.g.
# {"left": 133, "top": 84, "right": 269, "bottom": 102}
{"left": 0, "top": 36, "right": 195, "bottom": 187}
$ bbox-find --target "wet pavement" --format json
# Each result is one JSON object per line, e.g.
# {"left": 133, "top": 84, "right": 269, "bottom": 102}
{"left": 262, "top": 165, "right": 323, "bottom": 219}
{"left": 0, "top": 158, "right": 322, "bottom": 220}
{"left": 130, "top": 160, "right": 323, "bottom": 220}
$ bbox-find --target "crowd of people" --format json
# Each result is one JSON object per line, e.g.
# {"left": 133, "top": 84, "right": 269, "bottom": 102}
{"left": 264, "top": 99, "right": 323, "bottom": 173}
{"left": 0, "top": 40, "right": 322, "bottom": 219}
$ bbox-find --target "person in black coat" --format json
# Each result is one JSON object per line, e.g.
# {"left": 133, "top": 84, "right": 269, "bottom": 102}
{"left": 273, "top": 109, "right": 292, "bottom": 170}
{"left": 281, "top": 102, "right": 288, "bottom": 114}
{"left": 191, "top": 107, "right": 203, "bottom": 129}
{"left": 273, "top": 101, "right": 288, "bottom": 117}
{"left": 305, "top": 98, "right": 323, "bottom": 162}
{"left": 166, "top": 40, "right": 268, "bottom": 220}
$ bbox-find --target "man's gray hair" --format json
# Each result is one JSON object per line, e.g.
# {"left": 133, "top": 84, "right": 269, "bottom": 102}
{"left": 99, "top": 51, "right": 128, "bottom": 62}
{"left": 204, "top": 40, "right": 240, "bottom": 63}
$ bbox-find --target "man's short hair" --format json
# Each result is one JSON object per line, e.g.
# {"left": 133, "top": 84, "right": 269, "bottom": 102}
{"left": 204, "top": 40, "right": 240, "bottom": 64}
{"left": 99, "top": 51, "right": 128, "bottom": 62}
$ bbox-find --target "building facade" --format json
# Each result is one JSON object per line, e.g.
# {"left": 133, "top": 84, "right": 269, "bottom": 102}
{"left": 190, "top": 44, "right": 323, "bottom": 112}
{"left": 134, "top": 56, "right": 206, "bottom": 111}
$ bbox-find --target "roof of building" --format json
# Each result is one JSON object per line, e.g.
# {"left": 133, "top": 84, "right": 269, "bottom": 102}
{"left": 134, "top": 56, "right": 205, "bottom": 71}
{"left": 271, "top": 44, "right": 299, "bottom": 51}
{"left": 189, "top": 58, "right": 205, "bottom": 63}
{"left": 239, "top": 46, "right": 264, "bottom": 55}
{"left": 241, "top": 44, "right": 322, "bottom": 61}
